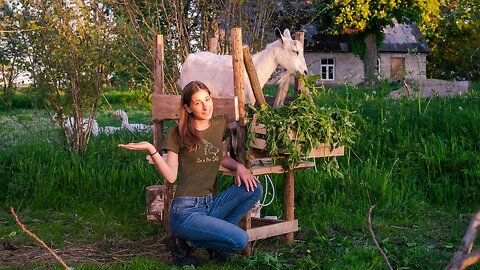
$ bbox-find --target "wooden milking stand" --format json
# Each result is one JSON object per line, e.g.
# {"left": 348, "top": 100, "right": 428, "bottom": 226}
{"left": 147, "top": 28, "right": 344, "bottom": 255}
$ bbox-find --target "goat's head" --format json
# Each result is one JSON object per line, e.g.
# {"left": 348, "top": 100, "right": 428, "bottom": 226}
{"left": 274, "top": 28, "right": 308, "bottom": 76}
{"left": 114, "top": 110, "right": 126, "bottom": 120}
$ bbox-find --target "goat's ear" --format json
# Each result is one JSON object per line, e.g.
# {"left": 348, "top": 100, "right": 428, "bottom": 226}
{"left": 275, "top": 28, "right": 283, "bottom": 43}
{"left": 283, "top": 29, "right": 292, "bottom": 39}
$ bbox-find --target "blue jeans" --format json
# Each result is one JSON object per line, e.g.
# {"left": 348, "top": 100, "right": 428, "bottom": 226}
{"left": 169, "top": 183, "right": 263, "bottom": 251}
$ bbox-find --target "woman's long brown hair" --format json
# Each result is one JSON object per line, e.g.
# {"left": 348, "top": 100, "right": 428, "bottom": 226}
{"left": 175, "top": 81, "right": 211, "bottom": 152}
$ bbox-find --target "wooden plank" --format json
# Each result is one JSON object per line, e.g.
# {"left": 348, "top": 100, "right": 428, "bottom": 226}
{"left": 152, "top": 94, "right": 239, "bottom": 123}
{"left": 250, "top": 217, "right": 284, "bottom": 227}
{"left": 251, "top": 124, "right": 266, "bottom": 134}
{"left": 249, "top": 139, "right": 345, "bottom": 159}
{"left": 307, "top": 145, "right": 345, "bottom": 158}
{"left": 220, "top": 161, "right": 316, "bottom": 176}
{"left": 250, "top": 137, "right": 266, "bottom": 149}
{"left": 249, "top": 142, "right": 344, "bottom": 158}
{"left": 246, "top": 219, "right": 298, "bottom": 241}
{"left": 243, "top": 46, "right": 267, "bottom": 105}
{"left": 214, "top": 96, "right": 239, "bottom": 123}
{"left": 152, "top": 94, "right": 181, "bottom": 121}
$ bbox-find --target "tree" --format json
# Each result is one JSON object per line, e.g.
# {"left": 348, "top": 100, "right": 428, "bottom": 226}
{"left": 427, "top": 0, "right": 480, "bottom": 80}
{"left": 112, "top": 0, "right": 278, "bottom": 92}
{"left": 113, "top": 0, "right": 203, "bottom": 92}
{"left": 0, "top": 0, "right": 31, "bottom": 105}
{"left": 25, "top": 0, "right": 115, "bottom": 154}
{"left": 314, "top": 0, "right": 438, "bottom": 85}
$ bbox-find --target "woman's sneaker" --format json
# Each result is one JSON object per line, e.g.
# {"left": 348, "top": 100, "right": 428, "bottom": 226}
{"left": 163, "top": 234, "right": 199, "bottom": 267}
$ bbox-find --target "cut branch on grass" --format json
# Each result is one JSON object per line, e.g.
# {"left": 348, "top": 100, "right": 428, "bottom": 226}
{"left": 10, "top": 207, "right": 72, "bottom": 270}
{"left": 368, "top": 205, "right": 393, "bottom": 270}
{"left": 445, "top": 208, "right": 480, "bottom": 270}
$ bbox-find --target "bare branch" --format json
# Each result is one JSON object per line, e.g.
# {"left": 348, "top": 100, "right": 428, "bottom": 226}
{"left": 10, "top": 208, "right": 71, "bottom": 270}
{"left": 368, "top": 205, "right": 393, "bottom": 270}
{"left": 445, "top": 208, "right": 480, "bottom": 270}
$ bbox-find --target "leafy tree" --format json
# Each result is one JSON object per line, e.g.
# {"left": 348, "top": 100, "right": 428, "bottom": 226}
{"left": 25, "top": 0, "right": 115, "bottom": 154}
{"left": 0, "top": 0, "right": 31, "bottom": 105}
{"left": 427, "top": 0, "right": 480, "bottom": 80}
{"left": 313, "top": 0, "right": 439, "bottom": 84}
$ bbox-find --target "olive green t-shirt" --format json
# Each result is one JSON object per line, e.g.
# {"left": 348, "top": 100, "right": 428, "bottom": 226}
{"left": 163, "top": 116, "right": 230, "bottom": 197}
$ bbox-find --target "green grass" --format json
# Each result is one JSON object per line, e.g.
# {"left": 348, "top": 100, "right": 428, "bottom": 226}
{"left": 1, "top": 81, "right": 480, "bottom": 269}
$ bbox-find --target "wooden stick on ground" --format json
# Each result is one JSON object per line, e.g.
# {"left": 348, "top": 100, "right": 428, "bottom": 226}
{"left": 10, "top": 207, "right": 71, "bottom": 270}
{"left": 368, "top": 205, "right": 393, "bottom": 270}
{"left": 445, "top": 208, "right": 480, "bottom": 270}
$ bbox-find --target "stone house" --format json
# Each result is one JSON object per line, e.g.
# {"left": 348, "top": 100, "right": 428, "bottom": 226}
{"left": 303, "top": 20, "right": 431, "bottom": 85}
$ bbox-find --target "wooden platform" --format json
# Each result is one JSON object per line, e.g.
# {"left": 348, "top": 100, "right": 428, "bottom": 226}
{"left": 218, "top": 144, "right": 343, "bottom": 253}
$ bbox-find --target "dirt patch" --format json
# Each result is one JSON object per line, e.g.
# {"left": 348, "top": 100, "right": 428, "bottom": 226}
{"left": 0, "top": 236, "right": 172, "bottom": 267}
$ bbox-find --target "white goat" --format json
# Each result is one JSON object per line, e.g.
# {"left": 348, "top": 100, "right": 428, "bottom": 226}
{"left": 179, "top": 29, "right": 308, "bottom": 104}
{"left": 98, "top": 125, "right": 121, "bottom": 135}
{"left": 52, "top": 114, "right": 99, "bottom": 136}
{"left": 114, "top": 110, "right": 152, "bottom": 133}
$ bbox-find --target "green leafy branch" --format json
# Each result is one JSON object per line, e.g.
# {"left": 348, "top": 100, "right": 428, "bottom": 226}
{"left": 247, "top": 76, "right": 360, "bottom": 170}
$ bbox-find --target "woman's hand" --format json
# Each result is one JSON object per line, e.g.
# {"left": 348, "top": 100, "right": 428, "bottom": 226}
{"left": 118, "top": 141, "right": 156, "bottom": 155}
{"left": 119, "top": 142, "right": 178, "bottom": 183}
{"left": 235, "top": 164, "right": 259, "bottom": 192}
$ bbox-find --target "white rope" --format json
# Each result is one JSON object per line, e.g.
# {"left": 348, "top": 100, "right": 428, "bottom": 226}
{"left": 258, "top": 174, "right": 275, "bottom": 207}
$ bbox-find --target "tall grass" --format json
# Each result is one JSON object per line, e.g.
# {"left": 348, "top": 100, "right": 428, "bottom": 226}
{"left": 0, "top": 117, "right": 160, "bottom": 212}
{"left": 2, "top": 83, "right": 480, "bottom": 215}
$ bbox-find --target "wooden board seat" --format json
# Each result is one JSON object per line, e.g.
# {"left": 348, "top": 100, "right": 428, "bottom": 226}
{"left": 152, "top": 94, "right": 239, "bottom": 122}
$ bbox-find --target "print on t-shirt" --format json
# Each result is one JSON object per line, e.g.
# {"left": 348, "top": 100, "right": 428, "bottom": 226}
{"left": 197, "top": 139, "right": 220, "bottom": 163}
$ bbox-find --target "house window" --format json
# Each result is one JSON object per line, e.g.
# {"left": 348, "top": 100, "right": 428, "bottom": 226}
{"left": 320, "top": 58, "right": 335, "bottom": 81}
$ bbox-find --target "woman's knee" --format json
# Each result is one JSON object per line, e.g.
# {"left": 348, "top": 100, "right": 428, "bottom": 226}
{"left": 230, "top": 230, "right": 248, "bottom": 250}
{"left": 252, "top": 182, "right": 263, "bottom": 200}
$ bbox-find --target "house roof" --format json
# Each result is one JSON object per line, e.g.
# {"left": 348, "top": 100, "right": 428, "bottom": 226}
{"left": 303, "top": 20, "right": 430, "bottom": 54}
{"left": 381, "top": 21, "right": 430, "bottom": 53}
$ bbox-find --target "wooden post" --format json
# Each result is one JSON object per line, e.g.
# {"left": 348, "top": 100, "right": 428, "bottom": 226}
{"left": 153, "top": 34, "right": 164, "bottom": 153}
{"left": 294, "top": 31, "right": 305, "bottom": 96}
{"left": 243, "top": 46, "right": 267, "bottom": 106}
{"left": 152, "top": 34, "right": 173, "bottom": 232}
{"left": 231, "top": 27, "right": 246, "bottom": 163}
{"left": 284, "top": 171, "right": 295, "bottom": 244}
{"left": 153, "top": 34, "right": 165, "bottom": 150}
{"left": 232, "top": 27, "right": 252, "bottom": 255}
{"left": 243, "top": 211, "right": 252, "bottom": 255}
